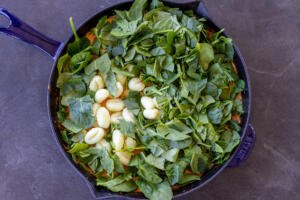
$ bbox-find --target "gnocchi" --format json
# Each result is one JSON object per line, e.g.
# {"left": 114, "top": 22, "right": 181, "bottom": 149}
{"left": 89, "top": 75, "right": 104, "bottom": 92}
{"left": 115, "top": 82, "right": 124, "bottom": 98}
{"left": 84, "top": 128, "right": 105, "bottom": 145}
{"left": 96, "top": 107, "right": 111, "bottom": 128}
{"left": 95, "top": 89, "right": 109, "bottom": 103}
{"left": 112, "top": 130, "right": 125, "bottom": 150}
{"left": 141, "top": 96, "right": 156, "bottom": 109}
{"left": 143, "top": 108, "right": 160, "bottom": 120}
{"left": 92, "top": 103, "right": 100, "bottom": 116}
{"left": 128, "top": 78, "right": 145, "bottom": 92}
{"left": 116, "top": 151, "right": 131, "bottom": 166}
{"left": 125, "top": 137, "right": 137, "bottom": 149}
{"left": 106, "top": 99, "right": 125, "bottom": 112}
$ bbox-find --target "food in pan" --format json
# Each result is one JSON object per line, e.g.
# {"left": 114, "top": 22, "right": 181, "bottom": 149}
{"left": 56, "top": 0, "right": 245, "bottom": 199}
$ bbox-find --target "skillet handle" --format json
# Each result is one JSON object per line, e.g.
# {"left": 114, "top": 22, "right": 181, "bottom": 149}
{"left": 228, "top": 124, "right": 256, "bottom": 167}
{"left": 0, "top": 8, "right": 62, "bottom": 58}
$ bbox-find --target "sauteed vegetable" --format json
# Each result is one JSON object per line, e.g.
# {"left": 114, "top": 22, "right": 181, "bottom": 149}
{"left": 56, "top": 0, "right": 245, "bottom": 199}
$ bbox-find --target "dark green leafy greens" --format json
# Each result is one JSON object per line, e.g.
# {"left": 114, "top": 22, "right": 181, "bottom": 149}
{"left": 55, "top": 0, "right": 245, "bottom": 199}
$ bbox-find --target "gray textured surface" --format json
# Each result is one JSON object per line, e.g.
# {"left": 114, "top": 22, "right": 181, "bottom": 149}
{"left": 0, "top": 0, "right": 299, "bottom": 200}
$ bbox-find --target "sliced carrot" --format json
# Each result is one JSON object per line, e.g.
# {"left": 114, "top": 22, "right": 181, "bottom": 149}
{"left": 134, "top": 189, "right": 141, "bottom": 193}
{"left": 106, "top": 16, "right": 115, "bottom": 24}
{"left": 85, "top": 32, "right": 95, "bottom": 44}
{"left": 236, "top": 93, "right": 242, "bottom": 100}
{"left": 121, "top": 88, "right": 129, "bottom": 99}
{"left": 232, "top": 114, "right": 241, "bottom": 124}
{"left": 101, "top": 171, "right": 108, "bottom": 177}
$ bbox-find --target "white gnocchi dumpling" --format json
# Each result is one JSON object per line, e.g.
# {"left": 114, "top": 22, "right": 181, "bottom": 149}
{"left": 89, "top": 75, "right": 104, "bottom": 92}
{"left": 125, "top": 137, "right": 137, "bottom": 149}
{"left": 84, "top": 127, "right": 105, "bottom": 145}
{"left": 110, "top": 112, "right": 123, "bottom": 124}
{"left": 95, "top": 89, "right": 109, "bottom": 103}
{"left": 112, "top": 130, "right": 125, "bottom": 151}
{"left": 143, "top": 108, "right": 160, "bottom": 120}
{"left": 96, "top": 107, "right": 111, "bottom": 128}
{"left": 92, "top": 103, "right": 100, "bottom": 116}
{"left": 122, "top": 108, "right": 135, "bottom": 123}
{"left": 141, "top": 96, "right": 156, "bottom": 109}
{"left": 106, "top": 99, "right": 125, "bottom": 112}
{"left": 96, "top": 139, "right": 112, "bottom": 153}
{"left": 128, "top": 78, "right": 145, "bottom": 92}
{"left": 114, "top": 82, "right": 124, "bottom": 98}
{"left": 116, "top": 151, "right": 132, "bottom": 166}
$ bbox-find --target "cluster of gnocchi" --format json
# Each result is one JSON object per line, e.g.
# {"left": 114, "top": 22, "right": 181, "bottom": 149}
{"left": 84, "top": 74, "right": 160, "bottom": 165}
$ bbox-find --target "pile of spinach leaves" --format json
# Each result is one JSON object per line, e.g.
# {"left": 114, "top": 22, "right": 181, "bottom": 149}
{"left": 56, "top": 0, "right": 245, "bottom": 199}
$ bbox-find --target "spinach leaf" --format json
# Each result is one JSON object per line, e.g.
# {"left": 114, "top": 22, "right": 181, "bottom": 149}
{"left": 138, "top": 164, "right": 162, "bottom": 184}
{"left": 197, "top": 43, "right": 214, "bottom": 70}
{"left": 119, "top": 120, "right": 136, "bottom": 139}
{"left": 136, "top": 180, "right": 173, "bottom": 200}
{"left": 145, "top": 154, "right": 165, "bottom": 170}
{"left": 190, "top": 152, "right": 209, "bottom": 174}
{"left": 123, "top": 91, "right": 141, "bottom": 111}
{"left": 111, "top": 20, "right": 138, "bottom": 38}
{"left": 166, "top": 160, "right": 187, "bottom": 185}
{"left": 178, "top": 174, "right": 200, "bottom": 185}
{"left": 57, "top": 74, "right": 86, "bottom": 97}
{"left": 68, "top": 95, "right": 94, "bottom": 129}
{"left": 99, "top": 149, "right": 114, "bottom": 174}
{"left": 207, "top": 104, "right": 223, "bottom": 124}
{"left": 128, "top": 0, "right": 148, "bottom": 21}
{"left": 105, "top": 69, "right": 117, "bottom": 96}
{"left": 85, "top": 53, "right": 111, "bottom": 75}
{"left": 163, "top": 148, "right": 179, "bottom": 162}
{"left": 69, "top": 143, "right": 89, "bottom": 154}
{"left": 219, "top": 130, "right": 240, "bottom": 153}
{"left": 113, "top": 154, "right": 125, "bottom": 173}
{"left": 153, "top": 15, "right": 180, "bottom": 34}
{"left": 108, "top": 181, "right": 137, "bottom": 192}
{"left": 151, "top": 180, "right": 173, "bottom": 200}
{"left": 97, "top": 173, "right": 136, "bottom": 192}
{"left": 71, "top": 51, "right": 92, "bottom": 74}
{"left": 62, "top": 119, "right": 82, "bottom": 133}
{"left": 57, "top": 54, "right": 71, "bottom": 74}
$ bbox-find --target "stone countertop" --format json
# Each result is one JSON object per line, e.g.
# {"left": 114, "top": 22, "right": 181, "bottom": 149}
{"left": 0, "top": 0, "right": 299, "bottom": 200}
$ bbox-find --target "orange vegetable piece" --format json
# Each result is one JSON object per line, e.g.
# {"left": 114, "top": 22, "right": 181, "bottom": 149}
{"left": 236, "top": 93, "right": 242, "bottom": 100}
{"left": 107, "top": 16, "right": 115, "bottom": 24}
{"left": 85, "top": 32, "right": 95, "bottom": 44}
{"left": 232, "top": 114, "right": 241, "bottom": 124}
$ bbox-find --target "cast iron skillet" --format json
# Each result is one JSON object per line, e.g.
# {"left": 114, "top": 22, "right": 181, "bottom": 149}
{"left": 0, "top": 1, "right": 256, "bottom": 199}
